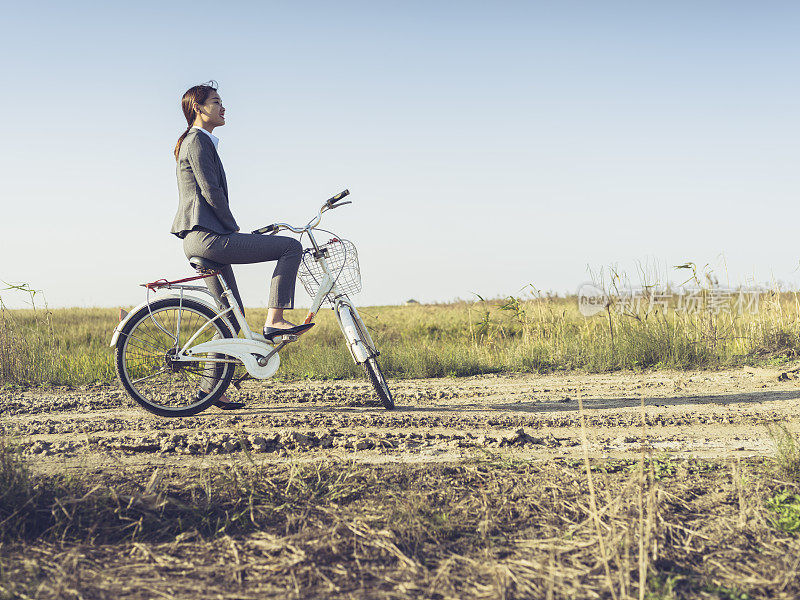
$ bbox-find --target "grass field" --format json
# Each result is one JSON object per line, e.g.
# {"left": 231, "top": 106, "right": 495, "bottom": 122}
{"left": 2, "top": 283, "right": 800, "bottom": 387}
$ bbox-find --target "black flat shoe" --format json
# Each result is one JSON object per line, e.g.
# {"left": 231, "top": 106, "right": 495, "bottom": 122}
{"left": 262, "top": 322, "right": 315, "bottom": 341}
{"left": 196, "top": 390, "right": 246, "bottom": 410}
{"left": 212, "top": 399, "right": 246, "bottom": 410}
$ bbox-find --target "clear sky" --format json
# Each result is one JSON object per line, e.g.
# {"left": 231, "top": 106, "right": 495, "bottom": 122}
{"left": 2, "top": 1, "right": 798, "bottom": 308}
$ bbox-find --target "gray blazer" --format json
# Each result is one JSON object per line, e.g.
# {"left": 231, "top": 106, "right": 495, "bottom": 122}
{"left": 171, "top": 128, "right": 240, "bottom": 238}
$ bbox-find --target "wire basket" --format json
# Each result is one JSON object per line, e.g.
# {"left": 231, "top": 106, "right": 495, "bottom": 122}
{"left": 298, "top": 238, "right": 361, "bottom": 300}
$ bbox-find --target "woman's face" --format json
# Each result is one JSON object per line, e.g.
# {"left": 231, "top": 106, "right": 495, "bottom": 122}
{"left": 194, "top": 92, "right": 226, "bottom": 128}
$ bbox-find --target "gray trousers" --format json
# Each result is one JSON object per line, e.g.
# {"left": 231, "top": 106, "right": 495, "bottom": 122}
{"left": 183, "top": 230, "right": 303, "bottom": 327}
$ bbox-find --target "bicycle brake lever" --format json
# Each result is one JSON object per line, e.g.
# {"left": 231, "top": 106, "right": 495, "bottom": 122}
{"left": 331, "top": 200, "right": 352, "bottom": 209}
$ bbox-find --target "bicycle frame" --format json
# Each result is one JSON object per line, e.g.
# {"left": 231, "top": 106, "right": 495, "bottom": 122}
{"left": 171, "top": 276, "right": 287, "bottom": 378}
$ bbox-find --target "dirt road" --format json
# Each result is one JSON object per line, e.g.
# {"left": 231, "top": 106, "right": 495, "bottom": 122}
{"left": 3, "top": 364, "right": 800, "bottom": 472}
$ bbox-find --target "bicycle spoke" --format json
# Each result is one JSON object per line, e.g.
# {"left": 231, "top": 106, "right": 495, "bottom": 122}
{"left": 131, "top": 368, "right": 169, "bottom": 385}
{"left": 149, "top": 310, "right": 178, "bottom": 344}
{"left": 124, "top": 333, "right": 170, "bottom": 354}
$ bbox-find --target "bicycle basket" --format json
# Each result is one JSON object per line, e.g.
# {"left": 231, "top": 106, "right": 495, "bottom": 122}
{"left": 298, "top": 238, "right": 361, "bottom": 300}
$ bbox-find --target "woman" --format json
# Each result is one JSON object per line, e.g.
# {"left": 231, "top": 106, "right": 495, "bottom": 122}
{"left": 171, "top": 81, "right": 312, "bottom": 408}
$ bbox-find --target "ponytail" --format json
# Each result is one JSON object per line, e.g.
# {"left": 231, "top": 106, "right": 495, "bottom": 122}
{"left": 174, "top": 80, "right": 218, "bottom": 161}
{"left": 174, "top": 125, "right": 193, "bottom": 161}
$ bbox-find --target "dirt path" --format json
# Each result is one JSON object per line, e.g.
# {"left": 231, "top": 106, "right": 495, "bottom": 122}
{"left": 3, "top": 364, "right": 800, "bottom": 473}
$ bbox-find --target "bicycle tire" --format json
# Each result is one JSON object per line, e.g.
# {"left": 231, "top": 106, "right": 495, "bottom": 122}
{"left": 363, "top": 357, "right": 394, "bottom": 410}
{"left": 115, "top": 297, "right": 236, "bottom": 417}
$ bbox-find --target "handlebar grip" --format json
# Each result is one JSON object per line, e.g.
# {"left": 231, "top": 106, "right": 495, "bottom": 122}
{"left": 326, "top": 189, "right": 350, "bottom": 206}
{"left": 252, "top": 224, "right": 276, "bottom": 235}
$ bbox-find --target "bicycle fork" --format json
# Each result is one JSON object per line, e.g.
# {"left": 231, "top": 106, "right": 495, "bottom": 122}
{"left": 335, "top": 300, "right": 376, "bottom": 364}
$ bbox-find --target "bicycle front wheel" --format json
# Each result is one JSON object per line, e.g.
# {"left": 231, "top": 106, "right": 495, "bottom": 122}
{"left": 363, "top": 356, "right": 394, "bottom": 410}
{"left": 115, "top": 297, "right": 236, "bottom": 417}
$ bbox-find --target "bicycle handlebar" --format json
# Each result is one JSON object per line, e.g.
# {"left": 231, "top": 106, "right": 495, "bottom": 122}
{"left": 251, "top": 223, "right": 276, "bottom": 235}
{"left": 251, "top": 190, "right": 352, "bottom": 236}
{"left": 326, "top": 189, "right": 349, "bottom": 206}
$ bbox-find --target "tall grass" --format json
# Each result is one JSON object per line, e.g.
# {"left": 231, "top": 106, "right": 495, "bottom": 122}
{"left": 0, "top": 284, "right": 115, "bottom": 386}
{"left": 2, "top": 269, "right": 800, "bottom": 386}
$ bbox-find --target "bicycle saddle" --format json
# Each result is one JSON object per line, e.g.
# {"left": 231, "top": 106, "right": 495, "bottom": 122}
{"left": 189, "top": 256, "right": 225, "bottom": 273}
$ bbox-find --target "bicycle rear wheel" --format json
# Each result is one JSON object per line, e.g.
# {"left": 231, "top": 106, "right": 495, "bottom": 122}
{"left": 115, "top": 297, "right": 236, "bottom": 417}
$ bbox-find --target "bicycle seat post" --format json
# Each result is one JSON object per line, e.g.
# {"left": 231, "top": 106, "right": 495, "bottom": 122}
{"left": 214, "top": 272, "right": 253, "bottom": 340}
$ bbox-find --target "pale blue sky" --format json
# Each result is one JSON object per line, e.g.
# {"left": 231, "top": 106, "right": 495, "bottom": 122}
{"left": 2, "top": 1, "right": 798, "bottom": 308}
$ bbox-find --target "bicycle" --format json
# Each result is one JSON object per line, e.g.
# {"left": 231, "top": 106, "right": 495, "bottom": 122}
{"left": 110, "top": 190, "right": 394, "bottom": 417}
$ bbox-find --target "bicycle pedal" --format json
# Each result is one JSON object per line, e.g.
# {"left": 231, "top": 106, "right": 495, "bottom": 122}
{"left": 275, "top": 334, "right": 299, "bottom": 343}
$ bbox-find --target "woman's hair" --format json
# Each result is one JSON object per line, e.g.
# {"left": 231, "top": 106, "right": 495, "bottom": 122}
{"left": 174, "top": 80, "right": 218, "bottom": 161}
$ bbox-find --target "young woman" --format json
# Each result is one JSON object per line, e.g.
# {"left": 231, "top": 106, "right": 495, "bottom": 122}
{"left": 171, "top": 81, "right": 312, "bottom": 408}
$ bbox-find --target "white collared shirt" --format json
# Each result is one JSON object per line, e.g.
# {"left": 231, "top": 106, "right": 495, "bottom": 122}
{"left": 192, "top": 126, "right": 219, "bottom": 149}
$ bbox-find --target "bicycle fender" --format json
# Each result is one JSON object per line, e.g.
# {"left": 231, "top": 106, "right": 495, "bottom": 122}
{"left": 109, "top": 294, "right": 233, "bottom": 347}
{"left": 340, "top": 301, "right": 377, "bottom": 355}
{"left": 336, "top": 304, "right": 370, "bottom": 363}
{"left": 183, "top": 339, "right": 281, "bottom": 379}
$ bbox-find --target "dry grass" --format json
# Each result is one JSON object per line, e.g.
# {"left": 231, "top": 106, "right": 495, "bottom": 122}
{"left": 768, "top": 423, "right": 800, "bottom": 484}
{"left": 1, "top": 438, "right": 799, "bottom": 599}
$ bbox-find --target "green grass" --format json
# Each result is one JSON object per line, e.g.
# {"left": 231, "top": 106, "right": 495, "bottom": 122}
{"left": 765, "top": 490, "right": 800, "bottom": 534}
{"left": 3, "top": 283, "right": 800, "bottom": 386}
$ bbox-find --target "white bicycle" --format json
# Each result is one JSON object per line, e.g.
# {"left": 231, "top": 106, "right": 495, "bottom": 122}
{"left": 110, "top": 190, "right": 394, "bottom": 417}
